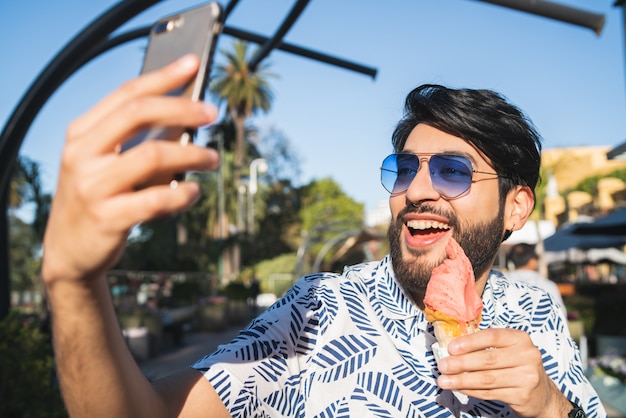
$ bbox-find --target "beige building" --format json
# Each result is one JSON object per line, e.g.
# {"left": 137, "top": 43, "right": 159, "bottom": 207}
{"left": 541, "top": 146, "right": 626, "bottom": 226}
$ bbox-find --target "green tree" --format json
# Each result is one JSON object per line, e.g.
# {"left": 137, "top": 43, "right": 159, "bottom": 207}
{"left": 299, "top": 178, "right": 364, "bottom": 232}
{"left": 253, "top": 179, "right": 301, "bottom": 263}
{"left": 247, "top": 127, "right": 303, "bottom": 264}
{"left": 530, "top": 165, "right": 551, "bottom": 277}
{"left": 258, "top": 127, "right": 302, "bottom": 185}
{"left": 297, "top": 178, "right": 365, "bottom": 273}
{"left": 210, "top": 40, "right": 276, "bottom": 184}
{"left": 571, "top": 168, "right": 626, "bottom": 195}
{"left": 117, "top": 219, "right": 184, "bottom": 271}
{"left": 9, "top": 156, "right": 51, "bottom": 240}
{"left": 0, "top": 311, "right": 67, "bottom": 417}
{"left": 9, "top": 216, "right": 41, "bottom": 294}
{"left": 9, "top": 158, "right": 28, "bottom": 209}
{"left": 8, "top": 156, "right": 50, "bottom": 307}
{"left": 201, "top": 119, "right": 260, "bottom": 280}
{"left": 204, "top": 118, "right": 262, "bottom": 240}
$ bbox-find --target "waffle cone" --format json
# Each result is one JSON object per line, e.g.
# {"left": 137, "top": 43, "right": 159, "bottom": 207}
{"left": 425, "top": 307, "right": 480, "bottom": 348}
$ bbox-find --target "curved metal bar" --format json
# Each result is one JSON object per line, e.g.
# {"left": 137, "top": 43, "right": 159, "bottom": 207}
{"left": 0, "top": 0, "right": 162, "bottom": 192}
{"left": 81, "top": 25, "right": 152, "bottom": 68}
{"left": 0, "top": 0, "right": 163, "bottom": 318}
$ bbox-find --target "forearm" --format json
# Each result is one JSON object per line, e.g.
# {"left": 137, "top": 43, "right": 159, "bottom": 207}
{"left": 47, "top": 275, "right": 166, "bottom": 417}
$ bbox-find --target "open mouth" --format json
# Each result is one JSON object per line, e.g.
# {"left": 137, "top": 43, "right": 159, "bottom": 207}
{"left": 406, "top": 219, "right": 451, "bottom": 236}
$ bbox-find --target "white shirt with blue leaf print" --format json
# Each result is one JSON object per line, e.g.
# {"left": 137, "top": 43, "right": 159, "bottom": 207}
{"left": 192, "top": 255, "right": 606, "bottom": 417}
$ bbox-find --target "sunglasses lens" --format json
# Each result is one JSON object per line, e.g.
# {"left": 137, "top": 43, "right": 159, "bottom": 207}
{"left": 429, "top": 155, "right": 473, "bottom": 198}
{"left": 381, "top": 154, "right": 419, "bottom": 194}
{"left": 380, "top": 154, "right": 474, "bottom": 198}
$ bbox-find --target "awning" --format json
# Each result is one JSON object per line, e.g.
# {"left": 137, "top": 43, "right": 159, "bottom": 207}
{"left": 572, "top": 207, "right": 626, "bottom": 236}
{"left": 544, "top": 221, "right": 626, "bottom": 252}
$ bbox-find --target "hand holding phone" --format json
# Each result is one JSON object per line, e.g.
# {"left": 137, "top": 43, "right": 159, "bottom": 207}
{"left": 122, "top": 2, "right": 223, "bottom": 187}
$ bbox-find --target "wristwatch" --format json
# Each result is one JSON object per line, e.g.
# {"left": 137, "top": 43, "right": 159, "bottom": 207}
{"left": 568, "top": 401, "right": 586, "bottom": 418}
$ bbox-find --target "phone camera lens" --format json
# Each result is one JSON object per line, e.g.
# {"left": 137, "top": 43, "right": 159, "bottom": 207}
{"left": 155, "top": 19, "right": 175, "bottom": 34}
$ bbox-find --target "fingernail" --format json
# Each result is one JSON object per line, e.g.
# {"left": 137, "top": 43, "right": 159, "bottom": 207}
{"left": 438, "top": 375, "right": 452, "bottom": 388}
{"left": 203, "top": 103, "right": 217, "bottom": 118}
{"left": 176, "top": 54, "right": 198, "bottom": 71}
{"left": 437, "top": 359, "right": 449, "bottom": 373}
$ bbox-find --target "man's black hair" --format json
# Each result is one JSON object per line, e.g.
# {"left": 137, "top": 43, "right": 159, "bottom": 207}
{"left": 391, "top": 84, "right": 542, "bottom": 204}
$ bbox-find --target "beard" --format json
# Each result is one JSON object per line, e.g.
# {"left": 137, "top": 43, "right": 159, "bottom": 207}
{"left": 388, "top": 203, "right": 505, "bottom": 306}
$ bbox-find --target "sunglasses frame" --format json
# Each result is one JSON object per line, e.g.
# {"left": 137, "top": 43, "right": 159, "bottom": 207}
{"left": 380, "top": 152, "right": 500, "bottom": 199}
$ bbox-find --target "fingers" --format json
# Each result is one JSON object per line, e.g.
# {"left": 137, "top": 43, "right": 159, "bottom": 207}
{"left": 78, "top": 141, "right": 219, "bottom": 197}
{"left": 439, "top": 329, "right": 541, "bottom": 376}
{"left": 437, "top": 345, "right": 541, "bottom": 391}
{"left": 446, "top": 327, "right": 516, "bottom": 355}
{"left": 101, "top": 181, "right": 203, "bottom": 229}
{"left": 43, "top": 54, "right": 220, "bottom": 285}
{"left": 57, "top": 51, "right": 219, "bottom": 196}
{"left": 436, "top": 328, "right": 551, "bottom": 414}
{"left": 81, "top": 96, "right": 216, "bottom": 156}
{"left": 68, "top": 54, "right": 205, "bottom": 141}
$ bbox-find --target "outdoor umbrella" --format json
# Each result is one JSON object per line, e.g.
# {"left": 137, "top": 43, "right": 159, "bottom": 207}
{"left": 543, "top": 222, "right": 626, "bottom": 252}
{"left": 572, "top": 207, "right": 626, "bottom": 236}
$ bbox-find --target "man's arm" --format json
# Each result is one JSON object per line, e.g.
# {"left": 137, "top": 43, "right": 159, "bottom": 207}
{"left": 47, "top": 275, "right": 168, "bottom": 417}
{"left": 42, "top": 55, "right": 227, "bottom": 417}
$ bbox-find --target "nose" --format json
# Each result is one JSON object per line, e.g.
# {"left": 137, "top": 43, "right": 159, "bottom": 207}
{"left": 404, "top": 158, "right": 441, "bottom": 203}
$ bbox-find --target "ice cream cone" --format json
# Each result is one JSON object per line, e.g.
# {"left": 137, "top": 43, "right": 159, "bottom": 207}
{"left": 422, "top": 238, "right": 483, "bottom": 405}
{"left": 433, "top": 320, "right": 459, "bottom": 348}
{"left": 424, "top": 307, "right": 481, "bottom": 348}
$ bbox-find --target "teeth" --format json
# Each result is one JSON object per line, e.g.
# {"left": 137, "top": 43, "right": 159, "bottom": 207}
{"left": 406, "top": 220, "right": 450, "bottom": 230}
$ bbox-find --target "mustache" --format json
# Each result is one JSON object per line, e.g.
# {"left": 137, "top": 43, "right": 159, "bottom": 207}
{"left": 397, "top": 203, "right": 459, "bottom": 228}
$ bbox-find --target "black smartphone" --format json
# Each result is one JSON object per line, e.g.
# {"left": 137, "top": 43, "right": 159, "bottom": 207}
{"left": 122, "top": 2, "right": 223, "bottom": 187}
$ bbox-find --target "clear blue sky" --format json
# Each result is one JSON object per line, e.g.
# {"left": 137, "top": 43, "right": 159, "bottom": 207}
{"left": 1, "top": 0, "right": 625, "bottom": 213}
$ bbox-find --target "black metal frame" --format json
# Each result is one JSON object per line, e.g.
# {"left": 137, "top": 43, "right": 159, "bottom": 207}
{"left": 475, "top": 0, "right": 605, "bottom": 35}
{"left": 0, "top": 0, "right": 615, "bottom": 319}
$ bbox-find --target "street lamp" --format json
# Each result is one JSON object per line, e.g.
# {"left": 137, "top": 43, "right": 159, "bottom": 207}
{"left": 247, "top": 158, "right": 268, "bottom": 235}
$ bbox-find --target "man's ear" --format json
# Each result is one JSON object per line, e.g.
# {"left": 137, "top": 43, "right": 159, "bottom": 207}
{"left": 504, "top": 185, "right": 535, "bottom": 232}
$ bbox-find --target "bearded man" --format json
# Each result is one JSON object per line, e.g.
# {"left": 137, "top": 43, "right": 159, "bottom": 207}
{"left": 42, "top": 56, "right": 601, "bottom": 417}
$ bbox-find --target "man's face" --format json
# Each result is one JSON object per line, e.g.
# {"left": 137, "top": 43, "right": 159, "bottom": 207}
{"left": 387, "top": 124, "right": 507, "bottom": 305}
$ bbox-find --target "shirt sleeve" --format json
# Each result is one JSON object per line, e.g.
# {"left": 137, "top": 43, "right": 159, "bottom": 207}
{"left": 190, "top": 274, "right": 333, "bottom": 416}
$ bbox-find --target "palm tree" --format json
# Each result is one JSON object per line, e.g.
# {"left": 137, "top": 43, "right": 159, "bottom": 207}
{"left": 200, "top": 118, "right": 266, "bottom": 280}
{"left": 9, "top": 155, "right": 51, "bottom": 315}
{"left": 9, "top": 157, "right": 29, "bottom": 210}
{"left": 210, "top": 40, "right": 275, "bottom": 185}
{"left": 9, "top": 156, "right": 50, "bottom": 240}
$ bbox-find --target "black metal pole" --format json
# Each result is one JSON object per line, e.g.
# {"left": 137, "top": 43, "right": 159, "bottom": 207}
{"left": 248, "top": 0, "right": 311, "bottom": 71}
{"left": 0, "top": 0, "right": 163, "bottom": 320}
{"left": 474, "top": 0, "right": 605, "bottom": 35}
{"left": 223, "top": 0, "right": 243, "bottom": 21}
{"left": 224, "top": 26, "right": 377, "bottom": 79}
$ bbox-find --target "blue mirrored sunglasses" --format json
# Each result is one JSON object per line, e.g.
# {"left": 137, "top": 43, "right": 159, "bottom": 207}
{"left": 380, "top": 153, "right": 500, "bottom": 199}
